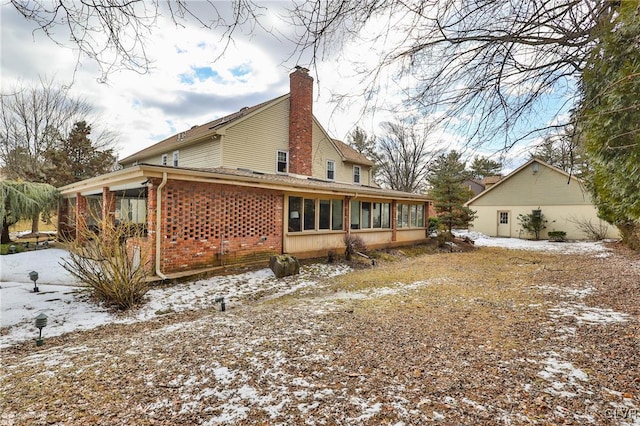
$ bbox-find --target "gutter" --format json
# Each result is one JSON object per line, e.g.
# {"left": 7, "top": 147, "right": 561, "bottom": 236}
{"left": 155, "top": 172, "right": 168, "bottom": 280}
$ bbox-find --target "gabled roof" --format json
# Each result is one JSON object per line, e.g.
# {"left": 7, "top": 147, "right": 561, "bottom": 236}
{"left": 332, "top": 139, "right": 375, "bottom": 167}
{"left": 465, "top": 158, "right": 583, "bottom": 206}
{"left": 120, "top": 94, "right": 289, "bottom": 164}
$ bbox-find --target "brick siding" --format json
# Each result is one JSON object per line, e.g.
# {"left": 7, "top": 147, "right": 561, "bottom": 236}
{"left": 159, "top": 180, "right": 283, "bottom": 273}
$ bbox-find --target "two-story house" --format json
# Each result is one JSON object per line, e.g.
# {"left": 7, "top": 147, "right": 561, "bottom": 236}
{"left": 58, "top": 67, "right": 431, "bottom": 279}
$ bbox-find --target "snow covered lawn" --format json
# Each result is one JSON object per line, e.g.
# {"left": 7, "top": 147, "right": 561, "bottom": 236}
{"left": 1, "top": 235, "right": 639, "bottom": 425}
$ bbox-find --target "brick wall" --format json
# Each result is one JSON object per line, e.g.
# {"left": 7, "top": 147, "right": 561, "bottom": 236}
{"left": 288, "top": 67, "right": 313, "bottom": 176}
{"left": 160, "top": 180, "right": 283, "bottom": 273}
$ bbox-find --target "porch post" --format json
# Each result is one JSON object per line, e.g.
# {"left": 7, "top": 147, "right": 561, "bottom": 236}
{"left": 102, "top": 187, "right": 116, "bottom": 235}
{"left": 424, "top": 201, "right": 431, "bottom": 238}
{"left": 76, "top": 192, "right": 88, "bottom": 242}
{"left": 146, "top": 179, "right": 158, "bottom": 273}
{"left": 344, "top": 196, "right": 351, "bottom": 235}
{"left": 391, "top": 200, "right": 397, "bottom": 242}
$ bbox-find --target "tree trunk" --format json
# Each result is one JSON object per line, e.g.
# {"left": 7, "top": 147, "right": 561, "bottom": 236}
{"left": 31, "top": 212, "right": 40, "bottom": 233}
{"left": 1, "top": 218, "right": 12, "bottom": 244}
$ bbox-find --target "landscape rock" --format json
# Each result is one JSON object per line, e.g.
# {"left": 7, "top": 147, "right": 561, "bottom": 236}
{"left": 269, "top": 254, "right": 300, "bottom": 278}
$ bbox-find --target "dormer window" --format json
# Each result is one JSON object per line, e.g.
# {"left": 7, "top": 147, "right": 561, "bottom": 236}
{"left": 161, "top": 154, "right": 168, "bottom": 166}
{"left": 326, "top": 160, "right": 335, "bottom": 180}
{"left": 353, "top": 165, "right": 361, "bottom": 184}
{"left": 277, "top": 150, "right": 289, "bottom": 173}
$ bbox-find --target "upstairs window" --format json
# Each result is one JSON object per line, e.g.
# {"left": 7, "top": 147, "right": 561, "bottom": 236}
{"left": 353, "top": 166, "right": 361, "bottom": 184}
{"left": 161, "top": 154, "right": 168, "bottom": 166}
{"left": 277, "top": 150, "right": 289, "bottom": 173}
{"left": 172, "top": 151, "right": 179, "bottom": 167}
{"left": 327, "top": 160, "right": 335, "bottom": 180}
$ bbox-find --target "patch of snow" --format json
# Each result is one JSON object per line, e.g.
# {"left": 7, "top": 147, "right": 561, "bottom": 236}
{"left": 453, "top": 230, "right": 611, "bottom": 255}
{"left": 0, "top": 249, "right": 352, "bottom": 348}
{"left": 349, "top": 397, "right": 382, "bottom": 422}
{"left": 549, "top": 303, "right": 630, "bottom": 325}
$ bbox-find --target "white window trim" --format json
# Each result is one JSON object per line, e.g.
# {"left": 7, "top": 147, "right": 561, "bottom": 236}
{"left": 172, "top": 151, "right": 179, "bottom": 167}
{"left": 161, "top": 154, "right": 168, "bottom": 166}
{"left": 277, "top": 150, "right": 289, "bottom": 174}
{"left": 353, "top": 165, "right": 361, "bottom": 184}
{"left": 326, "top": 160, "right": 336, "bottom": 180}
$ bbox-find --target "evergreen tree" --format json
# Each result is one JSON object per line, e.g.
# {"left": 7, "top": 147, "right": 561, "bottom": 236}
{"left": 347, "top": 126, "right": 379, "bottom": 182}
{"left": 579, "top": 2, "right": 640, "bottom": 249}
{"left": 530, "top": 126, "right": 587, "bottom": 177}
{"left": 469, "top": 156, "right": 502, "bottom": 180}
{"left": 0, "top": 180, "right": 59, "bottom": 243}
{"left": 44, "top": 121, "right": 117, "bottom": 188}
{"left": 427, "top": 151, "right": 476, "bottom": 232}
{"left": 348, "top": 126, "right": 376, "bottom": 159}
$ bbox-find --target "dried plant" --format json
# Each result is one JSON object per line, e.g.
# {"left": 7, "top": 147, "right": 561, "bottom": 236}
{"left": 568, "top": 216, "right": 610, "bottom": 241}
{"left": 343, "top": 234, "right": 367, "bottom": 261}
{"left": 61, "top": 205, "right": 150, "bottom": 310}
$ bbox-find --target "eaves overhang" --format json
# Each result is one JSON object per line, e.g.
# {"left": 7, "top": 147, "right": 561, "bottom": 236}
{"left": 59, "top": 164, "right": 431, "bottom": 203}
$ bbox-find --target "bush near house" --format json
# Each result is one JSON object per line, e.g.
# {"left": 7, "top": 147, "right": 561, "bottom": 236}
{"left": 518, "top": 210, "right": 548, "bottom": 240}
{"left": 61, "top": 212, "right": 150, "bottom": 310}
{"left": 548, "top": 231, "right": 567, "bottom": 242}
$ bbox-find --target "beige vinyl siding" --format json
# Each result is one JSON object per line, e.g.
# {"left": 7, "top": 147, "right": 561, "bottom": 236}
{"left": 179, "top": 138, "right": 221, "bottom": 168}
{"left": 472, "top": 164, "right": 591, "bottom": 206}
{"left": 311, "top": 127, "right": 341, "bottom": 180}
{"left": 222, "top": 98, "right": 289, "bottom": 172}
{"left": 469, "top": 205, "right": 619, "bottom": 240}
{"left": 467, "top": 162, "right": 620, "bottom": 240}
{"left": 120, "top": 138, "right": 221, "bottom": 168}
{"left": 311, "top": 126, "right": 370, "bottom": 184}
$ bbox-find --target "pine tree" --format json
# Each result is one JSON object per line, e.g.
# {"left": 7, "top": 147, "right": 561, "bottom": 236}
{"left": 579, "top": 2, "right": 640, "bottom": 249}
{"left": 44, "top": 121, "right": 116, "bottom": 188}
{"left": 469, "top": 156, "right": 502, "bottom": 180}
{"left": 427, "top": 151, "right": 476, "bottom": 232}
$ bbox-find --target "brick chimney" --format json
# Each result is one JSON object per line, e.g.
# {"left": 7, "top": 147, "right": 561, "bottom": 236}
{"left": 288, "top": 66, "right": 313, "bottom": 176}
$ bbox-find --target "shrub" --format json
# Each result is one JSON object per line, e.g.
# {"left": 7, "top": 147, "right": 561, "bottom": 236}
{"left": 61, "top": 210, "right": 150, "bottom": 310}
{"left": 1, "top": 243, "right": 26, "bottom": 255}
{"left": 343, "top": 234, "right": 367, "bottom": 261}
{"left": 429, "top": 217, "right": 440, "bottom": 234}
{"left": 548, "top": 231, "right": 566, "bottom": 242}
{"left": 436, "top": 230, "right": 454, "bottom": 247}
{"left": 518, "top": 209, "right": 547, "bottom": 240}
{"left": 567, "top": 216, "right": 610, "bottom": 241}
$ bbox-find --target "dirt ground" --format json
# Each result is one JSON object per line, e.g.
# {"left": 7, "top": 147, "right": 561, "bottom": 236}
{"left": 2, "top": 243, "right": 639, "bottom": 425}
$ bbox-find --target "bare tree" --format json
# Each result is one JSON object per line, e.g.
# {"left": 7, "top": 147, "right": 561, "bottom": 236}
{"left": 375, "top": 119, "right": 440, "bottom": 193}
{"left": 289, "top": 0, "right": 618, "bottom": 150}
{"left": 10, "top": 0, "right": 619, "bottom": 150}
{"left": 0, "top": 78, "right": 113, "bottom": 183}
{"left": 10, "top": 0, "right": 272, "bottom": 82}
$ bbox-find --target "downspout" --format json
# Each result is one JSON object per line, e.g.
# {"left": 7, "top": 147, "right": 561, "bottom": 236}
{"left": 155, "top": 172, "right": 168, "bottom": 280}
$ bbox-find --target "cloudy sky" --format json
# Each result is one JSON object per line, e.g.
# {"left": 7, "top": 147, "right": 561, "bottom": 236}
{"left": 1, "top": 2, "right": 413, "bottom": 160}
{"left": 1, "top": 1, "right": 554, "bottom": 169}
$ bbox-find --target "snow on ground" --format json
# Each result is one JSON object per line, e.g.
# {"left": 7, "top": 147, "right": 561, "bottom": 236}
{"left": 0, "top": 232, "right": 613, "bottom": 348}
{"left": 0, "top": 249, "right": 350, "bottom": 348}
{"left": 453, "top": 230, "right": 613, "bottom": 255}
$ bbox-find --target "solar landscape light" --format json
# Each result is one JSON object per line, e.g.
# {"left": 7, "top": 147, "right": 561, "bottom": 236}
{"left": 35, "top": 313, "right": 48, "bottom": 346}
{"left": 29, "top": 271, "right": 39, "bottom": 292}
{"left": 215, "top": 296, "right": 226, "bottom": 312}
{"left": 9, "top": 244, "right": 16, "bottom": 254}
